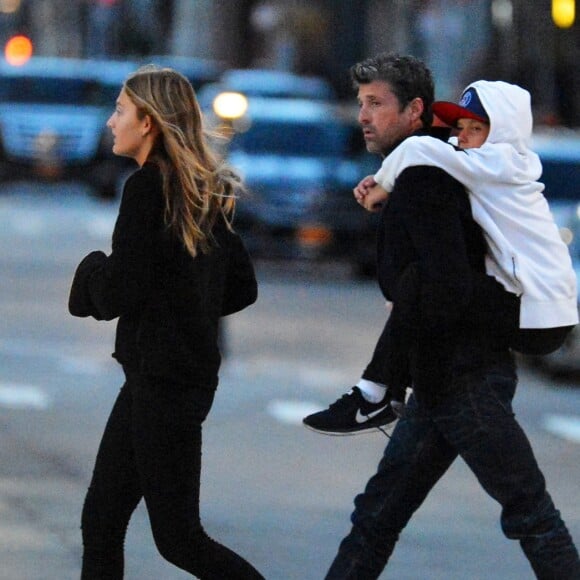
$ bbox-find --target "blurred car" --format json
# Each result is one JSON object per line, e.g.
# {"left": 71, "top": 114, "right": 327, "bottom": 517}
{"left": 140, "top": 55, "right": 224, "bottom": 92}
{"left": 523, "top": 132, "right": 580, "bottom": 374}
{"left": 208, "top": 94, "right": 377, "bottom": 273}
{"left": 197, "top": 68, "right": 336, "bottom": 110}
{"left": 532, "top": 131, "right": 580, "bottom": 201}
{"left": 0, "top": 56, "right": 136, "bottom": 198}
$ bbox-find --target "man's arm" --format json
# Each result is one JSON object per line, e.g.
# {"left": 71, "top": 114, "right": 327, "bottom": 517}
{"left": 221, "top": 229, "right": 258, "bottom": 316}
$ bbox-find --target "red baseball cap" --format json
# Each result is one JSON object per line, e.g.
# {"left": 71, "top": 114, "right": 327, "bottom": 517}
{"left": 432, "top": 88, "right": 489, "bottom": 127}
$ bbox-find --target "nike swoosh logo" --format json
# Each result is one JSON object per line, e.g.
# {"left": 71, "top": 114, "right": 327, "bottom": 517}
{"left": 355, "top": 405, "right": 390, "bottom": 424}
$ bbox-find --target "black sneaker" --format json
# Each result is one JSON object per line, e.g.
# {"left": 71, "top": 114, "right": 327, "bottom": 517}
{"left": 303, "top": 387, "right": 398, "bottom": 435}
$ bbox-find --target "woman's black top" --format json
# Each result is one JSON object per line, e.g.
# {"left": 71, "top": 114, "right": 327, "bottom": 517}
{"left": 68, "top": 163, "right": 257, "bottom": 388}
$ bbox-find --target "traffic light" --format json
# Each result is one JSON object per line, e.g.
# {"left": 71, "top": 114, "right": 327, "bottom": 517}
{"left": 4, "top": 34, "right": 33, "bottom": 66}
{"left": 552, "top": 0, "right": 576, "bottom": 28}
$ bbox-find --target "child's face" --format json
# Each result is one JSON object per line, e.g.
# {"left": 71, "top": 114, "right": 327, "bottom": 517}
{"left": 456, "top": 118, "right": 490, "bottom": 149}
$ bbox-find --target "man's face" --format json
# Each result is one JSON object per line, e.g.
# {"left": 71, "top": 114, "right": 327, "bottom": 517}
{"left": 357, "top": 81, "right": 420, "bottom": 155}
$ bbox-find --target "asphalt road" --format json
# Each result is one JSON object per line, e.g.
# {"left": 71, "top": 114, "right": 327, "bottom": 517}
{"left": 0, "top": 182, "right": 579, "bottom": 580}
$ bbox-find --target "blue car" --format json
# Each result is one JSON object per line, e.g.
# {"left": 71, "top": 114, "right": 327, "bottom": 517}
{"left": 210, "top": 95, "right": 377, "bottom": 274}
{"left": 197, "top": 68, "right": 336, "bottom": 111}
{"left": 529, "top": 132, "right": 580, "bottom": 374}
{"left": 0, "top": 56, "right": 136, "bottom": 198}
{"left": 533, "top": 199, "right": 580, "bottom": 374}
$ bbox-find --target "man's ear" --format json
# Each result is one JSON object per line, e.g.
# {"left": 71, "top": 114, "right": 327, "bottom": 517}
{"left": 408, "top": 97, "right": 424, "bottom": 122}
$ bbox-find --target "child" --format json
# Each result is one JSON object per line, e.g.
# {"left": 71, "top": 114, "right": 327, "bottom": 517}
{"left": 304, "top": 80, "right": 577, "bottom": 434}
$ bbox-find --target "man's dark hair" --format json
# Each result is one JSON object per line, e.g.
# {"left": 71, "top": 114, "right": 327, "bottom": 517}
{"left": 350, "top": 53, "right": 434, "bottom": 127}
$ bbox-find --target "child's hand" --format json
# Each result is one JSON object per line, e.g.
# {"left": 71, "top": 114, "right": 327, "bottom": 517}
{"left": 354, "top": 176, "right": 390, "bottom": 212}
{"left": 353, "top": 175, "right": 377, "bottom": 205}
{"left": 363, "top": 184, "right": 390, "bottom": 212}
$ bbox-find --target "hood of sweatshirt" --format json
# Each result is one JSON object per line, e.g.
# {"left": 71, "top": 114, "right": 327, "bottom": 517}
{"left": 466, "top": 80, "right": 533, "bottom": 154}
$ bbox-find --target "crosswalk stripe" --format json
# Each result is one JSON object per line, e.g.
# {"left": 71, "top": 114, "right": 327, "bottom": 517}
{"left": 543, "top": 414, "right": 580, "bottom": 444}
{"left": 0, "top": 384, "right": 50, "bottom": 410}
{"left": 267, "top": 400, "right": 322, "bottom": 425}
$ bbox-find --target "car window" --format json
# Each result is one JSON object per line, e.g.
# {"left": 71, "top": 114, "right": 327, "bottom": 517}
{"left": 229, "top": 120, "right": 352, "bottom": 156}
{"left": 220, "top": 70, "right": 335, "bottom": 101}
{"left": 0, "top": 76, "right": 110, "bottom": 107}
{"left": 540, "top": 158, "right": 580, "bottom": 201}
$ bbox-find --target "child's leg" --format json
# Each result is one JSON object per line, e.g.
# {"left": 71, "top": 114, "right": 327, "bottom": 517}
{"left": 362, "top": 263, "right": 572, "bottom": 404}
{"left": 361, "top": 313, "right": 408, "bottom": 404}
{"left": 511, "top": 326, "right": 574, "bottom": 355}
{"left": 466, "top": 272, "right": 520, "bottom": 340}
{"left": 466, "top": 273, "right": 573, "bottom": 355}
{"left": 361, "top": 263, "right": 420, "bottom": 403}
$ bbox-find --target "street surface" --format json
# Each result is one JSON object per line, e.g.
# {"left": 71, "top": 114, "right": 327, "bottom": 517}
{"left": 0, "top": 182, "right": 579, "bottom": 579}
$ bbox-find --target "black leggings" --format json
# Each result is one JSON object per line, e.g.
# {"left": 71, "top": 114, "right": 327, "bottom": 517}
{"left": 81, "top": 368, "right": 264, "bottom": 580}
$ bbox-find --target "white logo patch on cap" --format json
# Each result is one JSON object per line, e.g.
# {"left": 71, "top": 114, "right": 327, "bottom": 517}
{"left": 459, "top": 91, "right": 472, "bottom": 107}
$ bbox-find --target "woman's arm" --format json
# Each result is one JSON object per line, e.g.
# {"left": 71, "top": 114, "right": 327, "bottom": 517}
{"left": 81, "top": 166, "right": 163, "bottom": 321}
{"left": 68, "top": 251, "right": 107, "bottom": 319}
{"left": 221, "top": 229, "right": 258, "bottom": 316}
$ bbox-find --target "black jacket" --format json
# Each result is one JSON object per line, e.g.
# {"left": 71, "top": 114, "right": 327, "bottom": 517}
{"left": 68, "top": 163, "right": 257, "bottom": 388}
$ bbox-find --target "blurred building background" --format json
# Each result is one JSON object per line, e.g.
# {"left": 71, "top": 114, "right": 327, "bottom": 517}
{"left": 1, "top": 0, "right": 578, "bottom": 127}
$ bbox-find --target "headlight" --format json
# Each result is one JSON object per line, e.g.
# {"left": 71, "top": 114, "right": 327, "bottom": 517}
{"left": 213, "top": 92, "right": 248, "bottom": 120}
{"left": 295, "top": 224, "right": 334, "bottom": 247}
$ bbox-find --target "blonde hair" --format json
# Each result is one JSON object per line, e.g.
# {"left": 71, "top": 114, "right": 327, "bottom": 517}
{"left": 123, "top": 65, "right": 240, "bottom": 257}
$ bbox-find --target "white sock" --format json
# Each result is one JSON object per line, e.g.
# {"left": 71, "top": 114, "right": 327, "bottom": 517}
{"left": 357, "top": 379, "right": 387, "bottom": 403}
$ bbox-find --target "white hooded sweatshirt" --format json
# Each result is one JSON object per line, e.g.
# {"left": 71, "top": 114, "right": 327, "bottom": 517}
{"left": 374, "top": 80, "right": 577, "bottom": 329}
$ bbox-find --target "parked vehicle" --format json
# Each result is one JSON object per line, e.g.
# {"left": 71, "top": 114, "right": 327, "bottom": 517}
{"left": 140, "top": 55, "right": 224, "bottom": 92}
{"left": 526, "top": 199, "right": 580, "bottom": 375}
{"left": 209, "top": 94, "right": 377, "bottom": 273}
{"left": 0, "top": 56, "right": 137, "bottom": 198}
{"left": 524, "top": 132, "right": 580, "bottom": 375}
{"left": 532, "top": 131, "right": 580, "bottom": 201}
{"left": 197, "top": 68, "right": 336, "bottom": 110}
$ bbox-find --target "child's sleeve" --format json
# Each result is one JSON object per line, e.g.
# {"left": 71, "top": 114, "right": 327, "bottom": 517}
{"left": 375, "top": 136, "right": 515, "bottom": 194}
{"left": 374, "top": 153, "right": 400, "bottom": 192}
{"left": 374, "top": 136, "right": 462, "bottom": 190}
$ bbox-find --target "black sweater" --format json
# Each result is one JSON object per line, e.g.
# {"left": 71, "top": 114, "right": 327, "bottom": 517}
{"left": 68, "top": 163, "right": 258, "bottom": 388}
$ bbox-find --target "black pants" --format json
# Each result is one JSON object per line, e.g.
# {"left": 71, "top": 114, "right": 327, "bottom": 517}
{"left": 81, "top": 368, "right": 264, "bottom": 580}
{"left": 326, "top": 370, "right": 580, "bottom": 579}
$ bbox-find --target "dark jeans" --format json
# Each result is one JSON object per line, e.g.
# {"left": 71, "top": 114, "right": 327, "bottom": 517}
{"left": 81, "top": 368, "right": 264, "bottom": 580}
{"left": 325, "top": 369, "right": 580, "bottom": 579}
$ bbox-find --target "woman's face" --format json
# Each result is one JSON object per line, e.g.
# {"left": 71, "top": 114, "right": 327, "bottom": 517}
{"left": 106, "top": 88, "right": 154, "bottom": 166}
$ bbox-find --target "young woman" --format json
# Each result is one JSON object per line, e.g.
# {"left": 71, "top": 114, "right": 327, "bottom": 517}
{"left": 68, "top": 66, "right": 264, "bottom": 579}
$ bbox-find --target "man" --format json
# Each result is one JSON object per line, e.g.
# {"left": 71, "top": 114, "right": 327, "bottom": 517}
{"left": 311, "top": 53, "right": 580, "bottom": 579}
